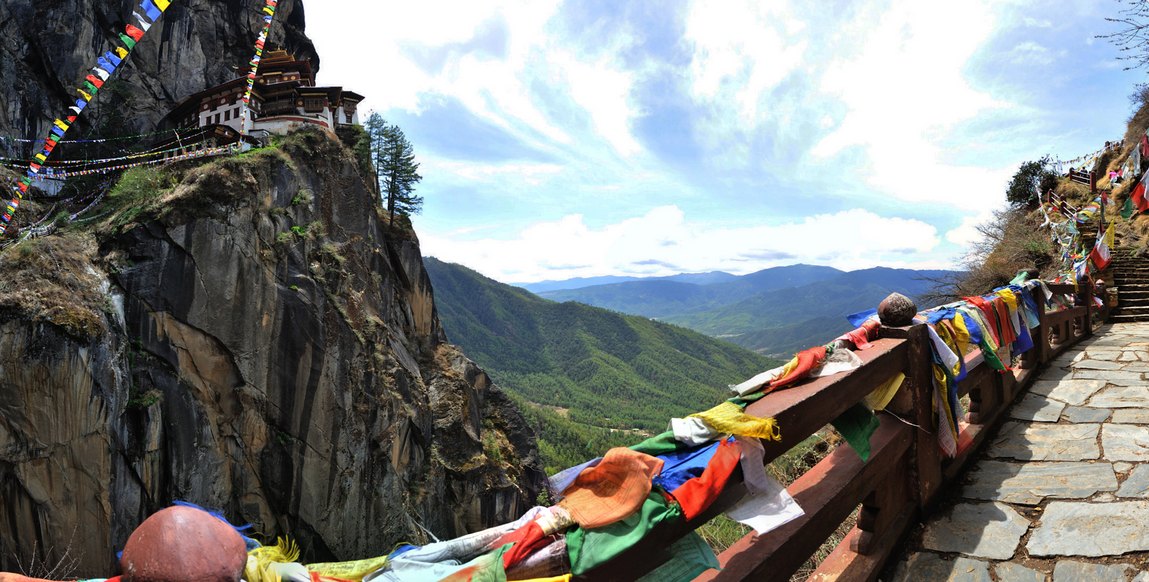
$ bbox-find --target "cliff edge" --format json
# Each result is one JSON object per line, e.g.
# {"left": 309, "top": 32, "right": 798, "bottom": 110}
{"left": 0, "top": 129, "right": 545, "bottom": 575}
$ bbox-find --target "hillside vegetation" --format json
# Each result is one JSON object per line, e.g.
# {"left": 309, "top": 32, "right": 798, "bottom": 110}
{"left": 425, "top": 258, "right": 779, "bottom": 472}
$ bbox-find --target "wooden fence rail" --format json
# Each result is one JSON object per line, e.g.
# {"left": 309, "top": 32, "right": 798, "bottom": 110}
{"left": 581, "top": 281, "right": 1097, "bottom": 581}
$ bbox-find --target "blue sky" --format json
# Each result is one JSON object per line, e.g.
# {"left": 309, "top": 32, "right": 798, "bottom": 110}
{"left": 307, "top": 0, "right": 1142, "bottom": 283}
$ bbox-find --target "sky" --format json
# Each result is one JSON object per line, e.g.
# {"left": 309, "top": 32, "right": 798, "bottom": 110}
{"left": 306, "top": 0, "right": 1144, "bottom": 284}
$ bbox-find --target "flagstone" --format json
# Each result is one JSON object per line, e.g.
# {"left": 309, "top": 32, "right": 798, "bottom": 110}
{"left": 1052, "top": 561, "right": 1132, "bottom": 581}
{"left": 987, "top": 422, "right": 1100, "bottom": 461}
{"left": 1072, "top": 369, "right": 1144, "bottom": 384}
{"left": 1120, "top": 362, "right": 1149, "bottom": 373}
{"left": 1119, "top": 351, "right": 1140, "bottom": 362}
{"left": 1115, "top": 462, "right": 1134, "bottom": 473}
{"left": 993, "top": 563, "right": 1045, "bottom": 582}
{"left": 1038, "top": 367, "right": 1076, "bottom": 381}
{"left": 1103, "top": 425, "right": 1149, "bottom": 462}
{"left": 921, "top": 502, "right": 1028, "bottom": 560}
{"left": 1029, "top": 379, "right": 1106, "bottom": 406}
{"left": 1071, "top": 359, "right": 1123, "bottom": 370}
{"left": 1088, "top": 385, "right": 1149, "bottom": 408}
{"left": 962, "top": 461, "right": 1115, "bottom": 505}
{"left": 1028, "top": 501, "right": 1149, "bottom": 556}
{"left": 1117, "top": 465, "right": 1149, "bottom": 498}
{"left": 1088, "top": 350, "right": 1125, "bottom": 360}
{"left": 1059, "top": 406, "right": 1111, "bottom": 423}
{"left": 891, "top": 553, "right": 991, "bottom": 582}
{"left": 1009, "top": 394, "right": 1065, "bottom": 422}
{"left": 1112, "top": 408, "right": 1149, "bottom": 424}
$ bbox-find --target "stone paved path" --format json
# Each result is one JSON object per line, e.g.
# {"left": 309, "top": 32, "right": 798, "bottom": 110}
{"left": 889, "top": 322, "right": 1149, "bottom": 582}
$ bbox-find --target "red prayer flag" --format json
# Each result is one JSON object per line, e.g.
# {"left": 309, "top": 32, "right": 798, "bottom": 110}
{"left": 670, "top": 439, "right": 741, "bottom": 520}
{"left": 767, "top": 346, "right": 828, "bottom": 392}
{"left": 125, "top": 24, "right": 146, "bottom": 41}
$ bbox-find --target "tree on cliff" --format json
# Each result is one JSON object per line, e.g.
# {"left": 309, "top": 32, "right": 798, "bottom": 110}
{"left": 365, "top": 113, "right": 423, "bottom": 225}
{"left": 1005, "top": 156, "right": 1058, "bottom": 207}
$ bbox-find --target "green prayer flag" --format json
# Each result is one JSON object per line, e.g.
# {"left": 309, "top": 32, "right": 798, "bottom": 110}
{"left": 635, "top": 530, "right": 720, "bottom": 582}
{"left": 566, "top": 490, "right": 684, "bottom": 576}
{"left": 831, "top": 403, "right": 879, "bottom": 462}
{"left": 119, "top": 33, "right": 137, "bottom": 49}
{"left": 1122, "top": 196, "right": 1135, "bottom": 219}
{"left": 630, "top": 431, "right": 686, "bottom": 456}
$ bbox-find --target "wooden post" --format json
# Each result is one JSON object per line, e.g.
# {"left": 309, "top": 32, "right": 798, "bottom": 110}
{"left": 1083, "top": 278, "right": 1095, "bottom": 339}
{"left": 882, "top": 324, "right": 942, "bottom": 509}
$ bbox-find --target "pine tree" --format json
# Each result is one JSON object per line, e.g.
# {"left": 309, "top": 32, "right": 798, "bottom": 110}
{"left": 364, "top": 113, "right": 423, "bottom": 225}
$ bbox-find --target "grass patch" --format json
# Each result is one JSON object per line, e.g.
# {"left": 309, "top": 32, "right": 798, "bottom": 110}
{"left": 0, "top": 233, "right": 107, "bottom": 338}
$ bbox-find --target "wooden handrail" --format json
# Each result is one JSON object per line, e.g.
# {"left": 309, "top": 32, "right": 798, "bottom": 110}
{"left": 577, "top": 282, "right": 1101, "bottom": 581}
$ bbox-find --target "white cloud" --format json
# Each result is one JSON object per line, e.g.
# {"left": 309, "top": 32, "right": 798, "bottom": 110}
{"left": 1009, "top": 41, "right": 1056, "bottom": 65}
{"left": 810, "top": 1, "right": 1017, "bottom": 210}
{"left": 425, "top": 158, "right": 564, "bottom": 186}
{"left": 310, "top": 0, "right": 647, "bottom": 158}
{"left": 422, "top": 206, "right": 942, "bottom": 282}
{"left": 945, "top": 211, "right": 995, "bottom": 248}
{"left": 684, "top": 0, "right": 808, "bottom": 126}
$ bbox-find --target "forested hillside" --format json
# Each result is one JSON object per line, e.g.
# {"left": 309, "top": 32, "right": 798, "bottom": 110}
{"left": 425, "top": 258, "right": 778, "bottom": 471}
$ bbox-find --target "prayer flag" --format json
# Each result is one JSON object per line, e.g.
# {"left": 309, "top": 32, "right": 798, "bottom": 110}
{"left": 126, "top": 24, "right": 146, "bottom": 42}
{"left": 134, "top": 12, "right": 153, "bottom": 31}
{"left": 832, "top": 403, "right": 880, "bottom": 461}
{"left": 1091, "top": 222, "right": 1112, "bottom": 270}
{"left": 119, "top": 33, "right": 138, "bottom": 50}
{"left": 139, "top": 0, "right": 163, "bottom": 21}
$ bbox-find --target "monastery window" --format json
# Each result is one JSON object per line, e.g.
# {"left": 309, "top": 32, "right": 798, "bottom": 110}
{"left": 224, "top": 109, "right": 231, "bottom": 121}
{"left": 303, "top": 98, "right": 325, "bottom": 113}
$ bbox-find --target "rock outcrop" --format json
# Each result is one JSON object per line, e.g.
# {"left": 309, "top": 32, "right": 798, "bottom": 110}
{"left": 0, "top": 129, "right": 545, "bottom": 575}
{"left": 0, "top": 0, "right": 317, "bottom": 147}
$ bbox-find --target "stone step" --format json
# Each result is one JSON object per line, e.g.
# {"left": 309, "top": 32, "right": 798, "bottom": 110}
{"left": 1110, "top": 313, "right": 1149, "bottom": 322}
{"left": 1116, "top": 305, "right": 1149, "bottom": 313}
{"left": 1118, "top": 291, "right": 1149, "bottom": 299}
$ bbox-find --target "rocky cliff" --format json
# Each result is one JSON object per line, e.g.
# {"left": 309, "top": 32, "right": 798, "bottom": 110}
{"left": 0, "top": 0, "right": 317, "bottom": 145}
{"left": 0, "top": 129, "right": 545, "bottom": 574}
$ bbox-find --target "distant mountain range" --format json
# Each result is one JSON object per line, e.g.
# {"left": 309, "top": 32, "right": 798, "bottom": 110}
{"left": 533, "top": 264, "right": 959, "bottom": 356}
{"left": 515, "top": 270, "right": 739, "bottom": 294}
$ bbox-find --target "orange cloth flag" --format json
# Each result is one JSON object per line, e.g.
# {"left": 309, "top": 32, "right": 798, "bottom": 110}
{"left": 559, "top": 447, "right": 664, "bottom": 529}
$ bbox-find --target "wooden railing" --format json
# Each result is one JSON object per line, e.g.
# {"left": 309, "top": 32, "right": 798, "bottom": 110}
{"left": 582, "top": 282, "right": 1097, "bottom": 581}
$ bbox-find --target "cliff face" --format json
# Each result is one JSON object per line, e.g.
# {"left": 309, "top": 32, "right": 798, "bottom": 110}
{"left": 0, "top": 130, "right": 545, "bottom": 574}
{"left": 0, "top": 0, "right": 317, "bottom": 143}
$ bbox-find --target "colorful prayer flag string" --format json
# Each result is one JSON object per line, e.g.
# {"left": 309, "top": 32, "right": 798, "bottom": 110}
{"left": 237, "top": 0, "right": 279, "bottom": 137}
{"left": 0, "top": 0, "right": 172, "bottom": 235}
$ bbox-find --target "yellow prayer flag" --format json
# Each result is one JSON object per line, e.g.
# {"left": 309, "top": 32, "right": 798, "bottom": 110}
{"left": 863, "top": 372, "right": 905, "bottom": 411}
{"left": 1104, "top": 222, "right": 1115, "bottom": 248}
{"left": 116, "top": 46, "right": 130, "bottom": 58}
{"left": 994, "top": 289, "right": 1018, "bottom": 311}
{"left": 690, "top": 401, "right": 780, "bottom": 441}
{"left": 306, "top": 555, "right": 390, "bottom": 580}
{"left": 53, "top": 119, "right": 69, "bottom": 131}
{"left": 154, "top": 0, "right": 170, "bottom": 10}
